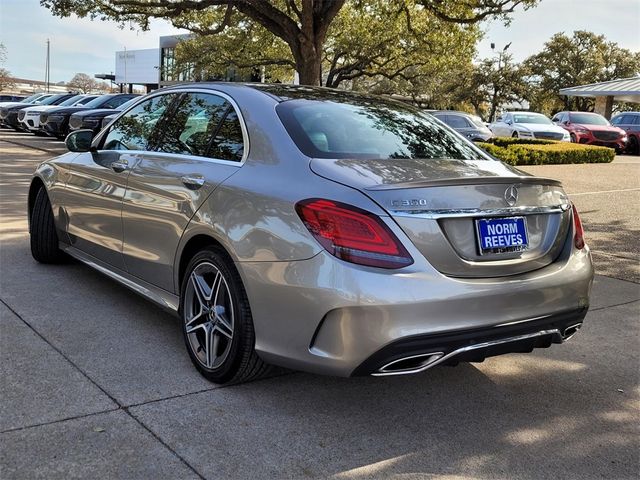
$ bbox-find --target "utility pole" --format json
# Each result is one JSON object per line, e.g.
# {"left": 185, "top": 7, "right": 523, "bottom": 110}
{"left": 45, "top": 38, "right": 50, "bottom": 92}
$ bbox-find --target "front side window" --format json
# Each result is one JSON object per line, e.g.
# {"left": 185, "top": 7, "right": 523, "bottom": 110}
{"left": 277, "top": 98, "right": 485, "bottom": 160}
{"left": 102, "top": 94, "right": 176, "bottom": 151}
{"left": 155, "top": 93, "right": 230, "bottom": 157}
{"left": 447, "top": 115, "right": 471, "bottom": 129}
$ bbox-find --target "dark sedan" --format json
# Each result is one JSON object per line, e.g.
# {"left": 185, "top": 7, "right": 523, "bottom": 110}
{"left": 0, "top": 93, "right": 76, "bottom": 130}
{"left": 611, "top": 111, "right": 640, "bottom": 155}
{"left": 68, "top": 96, "right": 141, "bottom": 134}
{"left": 41, "top": 93, "right": 139, "bottom": 139}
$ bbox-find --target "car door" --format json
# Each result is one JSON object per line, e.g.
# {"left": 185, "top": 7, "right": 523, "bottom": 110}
{"left": 63, "top": 94, "right": 177, "bottom": 270}
{"left": 121, "top": 91, "right": 246, "bottom": 292}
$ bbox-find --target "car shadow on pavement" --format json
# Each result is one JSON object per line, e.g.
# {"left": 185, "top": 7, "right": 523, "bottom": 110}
{"left": 579, "top": 215, "right": 640, "bottom": 283}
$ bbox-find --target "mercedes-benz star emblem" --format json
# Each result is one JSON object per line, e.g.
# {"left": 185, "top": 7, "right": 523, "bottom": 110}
{"left": 504, "top": 185, "right": 519, "bottom": 207}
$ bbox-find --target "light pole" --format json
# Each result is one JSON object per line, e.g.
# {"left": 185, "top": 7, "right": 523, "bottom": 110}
{"left": 44, "top": 38, "right": 50, "bottom": 92}
{"left": 489, "top": 42, "right": 511, "bottom": 122}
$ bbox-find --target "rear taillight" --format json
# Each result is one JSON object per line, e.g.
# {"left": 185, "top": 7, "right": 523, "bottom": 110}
{"left": 295, "top": 199, "right": 413, "bottom": 269}
{"left": 572, "top": 203, "right": 585, "bottom": 249}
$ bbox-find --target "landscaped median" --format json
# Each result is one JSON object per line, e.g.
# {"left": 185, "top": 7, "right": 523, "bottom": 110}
{"left": 476, "top": 137, "right": 616, "bottom": 166}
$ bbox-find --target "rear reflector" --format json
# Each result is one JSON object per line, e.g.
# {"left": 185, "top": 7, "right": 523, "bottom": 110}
{"left": 295, "top": 199, "right": 413, "bottom": 269}
{"left": 572, "top": 203, "right": 585, "bottom": 249}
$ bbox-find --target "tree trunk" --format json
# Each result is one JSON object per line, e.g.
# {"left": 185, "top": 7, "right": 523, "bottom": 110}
{"left": 296, "top": 55, "right": 322, "bottom": 85}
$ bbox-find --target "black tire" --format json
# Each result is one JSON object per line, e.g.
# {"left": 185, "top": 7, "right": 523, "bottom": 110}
{"left": 180, "top": 247, "right": 273, "bottom": 384}
{"left": 628, "top": 136, "right": 639, "bottom": 156}
{"left": 511, "top": 131, "right": 518, "bottom": 138}
{"left": 30, "top": 187, "right": 66, "bottom": 263}
{"left": 570, "top": 133, "right": 577, "bottom": 143}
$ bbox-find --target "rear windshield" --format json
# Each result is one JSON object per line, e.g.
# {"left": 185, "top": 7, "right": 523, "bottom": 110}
{"left": 276, "top": 98, "right": 487, "bottom": 160}
{"left": 569, "top": 113, "right": 609, "bottom": 126}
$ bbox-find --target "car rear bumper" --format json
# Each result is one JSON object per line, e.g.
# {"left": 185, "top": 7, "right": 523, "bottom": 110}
{"left": 351, "top": 307, "right": 587, "bottom": 376}
{"left": 239, "top": 239, "right": 594, "bottom": 377}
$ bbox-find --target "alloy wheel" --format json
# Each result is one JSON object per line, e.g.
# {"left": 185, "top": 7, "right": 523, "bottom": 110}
{"left": 183, "top": 261, "right": 235, "bottom": 370}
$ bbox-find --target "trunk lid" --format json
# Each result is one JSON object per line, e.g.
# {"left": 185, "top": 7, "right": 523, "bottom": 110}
{"left": 310, "top": 158, "right": 572, "bottom": 277}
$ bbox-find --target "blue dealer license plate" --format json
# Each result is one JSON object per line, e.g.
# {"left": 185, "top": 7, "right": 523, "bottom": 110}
{"left": 476, "top": 217, "right": 528, "bottom": 254}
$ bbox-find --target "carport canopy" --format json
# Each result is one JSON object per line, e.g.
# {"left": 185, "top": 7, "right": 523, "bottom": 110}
{"left": 559, "top": 77, "right": 640, "bottom": 119}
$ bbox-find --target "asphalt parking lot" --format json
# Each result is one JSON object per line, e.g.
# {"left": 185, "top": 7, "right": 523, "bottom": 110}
{"left": 1, "top": 129, "right": 639, "bottom": 479}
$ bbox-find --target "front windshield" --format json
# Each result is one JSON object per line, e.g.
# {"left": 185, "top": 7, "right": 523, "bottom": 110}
{"left": 34, "top": 95, "right": 53, "bottom": 104}
{"left": 277, "top": 98, "right": 487, "bottom": 160}
{"left": 59, "top": 95, "right": 85, "bottom": 106}
{"left": 513, "top": 113, "right": 552, "bottom": 125}
{"left": 469, "top": 115, "right": 487, "bottom": 129}
{"left": 39, "top": 94, "right": 68, "bottom": 106}
{"left": 116, "top": 97, "right": 139, "bottom": 111}
{"left": 570, "top": 113, "right": 610, "bottom": 126}
{"left": 82, "top": 95, "right": 113, "bottom": 109}
{"left": 21, "top": 94, "right": 44, "bottom": 103}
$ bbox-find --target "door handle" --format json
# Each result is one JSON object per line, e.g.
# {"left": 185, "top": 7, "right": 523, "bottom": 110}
{"left": 111, "top": 160, "right": 129, "bottom": 173}
{"left": 181, "top": 175, "right": 205, "bottom": 190}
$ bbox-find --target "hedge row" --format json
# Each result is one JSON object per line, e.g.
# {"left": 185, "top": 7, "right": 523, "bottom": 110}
{"left": 476, "top": 138, "right": 615, "bottom": 165}
{"left": 482, "top": 137, "right": 556, "bottom": 147}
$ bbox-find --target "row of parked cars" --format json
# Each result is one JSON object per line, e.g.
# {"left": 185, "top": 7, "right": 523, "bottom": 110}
{"left": 430, "top": 109, "right": 638, "bottom": 154}
{"left": 0, "top": 92, "right": 139, "bottom": 139}
{"left": 2, "top": 90, "right": 639, "bottom": 155}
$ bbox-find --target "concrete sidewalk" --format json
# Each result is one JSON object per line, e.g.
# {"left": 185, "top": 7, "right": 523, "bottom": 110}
{"left": 1, "top": 133, "right": 639, "bottom": 479}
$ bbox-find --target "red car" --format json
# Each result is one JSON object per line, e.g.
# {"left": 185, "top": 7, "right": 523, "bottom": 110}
{"left": 552, "top": 111, "right": 627, "bottom": 153}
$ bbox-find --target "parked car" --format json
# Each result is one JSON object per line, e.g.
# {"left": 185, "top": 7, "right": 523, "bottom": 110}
{"left": 40, "top": 93, "right": 139, "bottom": 139}
{"left": 430, "top": 111, "right": 493, "bottom": 141}
{"left": 0, "top": 93, "right": 54, "bottom": 127}
{"left": 69, "top": 96, "right": 141, "bottom": 135}
{"left": 552, "top": 111, "right": 627, "bottom": 152}
{"left": 29, "top": 83, "right": 593, "bottom": 384}
{"left": 0, "top": 94, "right": 26, "bottom": 102}
{"left": 610, "top": 111, "right": 639, "bottom": 155}
{"left": 18, "top": 94, "right": 98, "bottom": 135}
{"left": 0, "top": 93, "right": 76, "bottom": 131}
{"left": 490, "top": 112, "right": 570, "bottom": 141}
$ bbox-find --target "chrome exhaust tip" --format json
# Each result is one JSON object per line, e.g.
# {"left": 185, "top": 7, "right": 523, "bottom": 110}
{"left": 372, "top": 352, "right": 444, "bottom": 376}
{"left": 562, "top": 323, "right": 582, "bottom": 341}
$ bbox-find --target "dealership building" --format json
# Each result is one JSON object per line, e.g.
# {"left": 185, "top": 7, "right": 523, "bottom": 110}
{"left": 98, "top": 33, "right": 257, "bottom": 93}
{"left": 95, "top": 34, "right": 193, "bottom": 93}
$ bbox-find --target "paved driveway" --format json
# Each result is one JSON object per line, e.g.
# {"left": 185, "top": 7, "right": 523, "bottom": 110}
{"left": 1, "top": 131, "right": 638, "bottom": 479}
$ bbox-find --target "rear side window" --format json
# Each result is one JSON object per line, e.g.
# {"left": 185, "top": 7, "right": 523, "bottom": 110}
{"left": 208, "top": 110, "right": 244, "bottom": 161}
{"left": 277, "top": 98, "right": 485, "bottom": 160}
{"left": 102, "top": 94, "right": 175, "bottom": 151}
{"left": 154, "top": 93, "right": 230, "bottom": 157}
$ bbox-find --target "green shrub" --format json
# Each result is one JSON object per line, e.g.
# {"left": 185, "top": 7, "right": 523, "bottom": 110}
{"left": 476, "top": 140, "right": 615, "bottom": 166}
{"left": 485, "top": 137, "right": 556, "bottom": 147}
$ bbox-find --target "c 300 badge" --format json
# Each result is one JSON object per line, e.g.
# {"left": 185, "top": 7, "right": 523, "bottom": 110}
{"left": 391, "top": 198, "right": 429, "bottom": 208}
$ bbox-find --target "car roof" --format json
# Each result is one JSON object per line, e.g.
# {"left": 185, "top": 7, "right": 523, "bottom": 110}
{"left": 162, "top": 82, "right": 397, "bottom": 104}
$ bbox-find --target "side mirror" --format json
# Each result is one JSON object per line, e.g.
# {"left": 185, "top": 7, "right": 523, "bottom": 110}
{"left": 505, "top": 120, "right": 512, "bottom": 125}
{"left": 563, "top": 120, "right": 570, "bottom": 125}
{"left": 65, "top": 129, "right": 94, "bottom": 152}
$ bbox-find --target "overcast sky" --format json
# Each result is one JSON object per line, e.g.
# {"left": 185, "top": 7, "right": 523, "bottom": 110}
{"left": 1, "top": 0, "right": 638, "bottom": 83}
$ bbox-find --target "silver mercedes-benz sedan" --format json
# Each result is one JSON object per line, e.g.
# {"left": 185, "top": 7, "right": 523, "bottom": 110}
{"left": 28, "top": 83, "right": 593, "bottom": 384}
